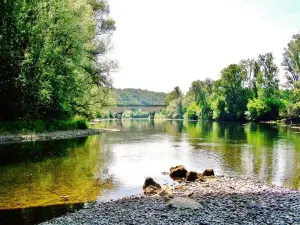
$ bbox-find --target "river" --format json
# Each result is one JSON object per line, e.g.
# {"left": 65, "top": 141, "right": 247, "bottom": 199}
{"left": 0, "top": 120, "right": 299, "bottom": 224}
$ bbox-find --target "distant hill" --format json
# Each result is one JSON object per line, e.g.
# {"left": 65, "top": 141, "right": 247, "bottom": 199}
{"left": 113, "top": 88, "right": 167, "bottom": 106}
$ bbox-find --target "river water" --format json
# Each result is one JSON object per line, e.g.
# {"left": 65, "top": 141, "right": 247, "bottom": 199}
{"left": 0, "top": 120, "right": 299, "bottom": 224}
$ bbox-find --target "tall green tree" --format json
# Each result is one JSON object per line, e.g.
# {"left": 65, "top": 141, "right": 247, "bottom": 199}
{"left": 282, "top": 32, "right": 300, "bottom": 86}
{"left": 0, "top": 0, "right": 116, "bottom": 121}
{"left": 245, "top": 53, "right": 281, "bottom": 121}
{"left": 219, "top": 64, "right": 247, "bottom": 120}
{"left": 164, "top": 86, "right": 183, "bottom": 105}
{"left": 186, "top": 78, "right": 214, "bottom": 119}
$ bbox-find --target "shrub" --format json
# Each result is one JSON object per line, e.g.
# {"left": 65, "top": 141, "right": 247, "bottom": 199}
{"left": 73, "top": 115, "right": 89, "bottom": 129}
{"left": 186, "top": 102, "right": 199, "bottom": 120}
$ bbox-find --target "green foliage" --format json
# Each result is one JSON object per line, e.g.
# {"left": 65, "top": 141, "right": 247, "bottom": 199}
{"left": 113, "top": 88, "right": 167, "bottom": 106}
{"left": 212, "top": 97, "right": 226, "bottom": 120}
{"left": 282, "top": 32, "right": 300, "bottom": 86}
{"left": 0, "top": 0, "right": 115, "bottom": 122}
{"left": 186, "top": 102, "right": 199, "bottom": 120}
{"left": 165, "top": 99, "right": 184, "bottom": 119}
{"left": 73, "top": 115, "right": 89, "bottom": 129}
{"left": 186, "top": 79, "right": 214, "bottom": 120}
{"left": 95, "top": 109, "right": 116, "bottom": 119}
{"left": 0, "top": 116, "right": 89, "bottom": 134}
{"left": 164, "top": 86, "right": 183, "bottom": 105}
{"left": 245, "top": 97, "right": 285, "bottom": 121}
{"left": 245, "top": 98, "right": 267, "bottom": 121}
{"left": 121, "top": 110, "right": 149, "bottom": 119}
{"left": 219, "top": 64, "right": 248, "bottom": 120}
{"left": 162, "top": 51, "right": 286, "bottom": 122}
{"left": 154, "top": 112, "right": 167, "bottom": 119}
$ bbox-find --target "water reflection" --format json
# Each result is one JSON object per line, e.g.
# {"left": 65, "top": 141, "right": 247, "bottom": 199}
{"left": 0, "top": 120, "right": 299, "bottom": 224}
{"left": 0, "top": 136, "right": 115, "bottom": 210}
{"left": 94, "top": 120, "right": 300, "bottom": 190}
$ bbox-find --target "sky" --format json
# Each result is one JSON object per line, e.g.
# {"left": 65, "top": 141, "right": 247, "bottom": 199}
{"left": 108, "top": 0, "right": 300, "bottom": 93}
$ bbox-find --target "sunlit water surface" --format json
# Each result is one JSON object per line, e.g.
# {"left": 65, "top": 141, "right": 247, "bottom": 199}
{"left": 0, "top": 120, "right": 299, "bottom": 224}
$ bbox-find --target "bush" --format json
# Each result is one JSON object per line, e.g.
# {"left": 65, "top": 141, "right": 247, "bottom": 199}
{"left": 245, "top": 97, "right": 286, "bottom": 121}
{"left": 186, "top": 102, "right": 199, "bottom": 120}
{"left": 0, "top": 116, "right": 89, "bottom": 134}
{"left": 212, "top": 97, "right": 226, "bottom": 120}
{"left": 245, "top": 98, "right": 266, "bottom": 121}
{"left": 121, "top": 109, "right": 149, "bottom": 119}
{"left": 73, "top": 115, "right": 89, "bottom": 129}
{"left": 154, "top": 112, "right": 167, "bottom": 119}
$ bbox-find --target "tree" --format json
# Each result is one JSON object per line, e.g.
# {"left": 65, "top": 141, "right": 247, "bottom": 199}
{"left": 164, "top": 86, "right": 183, "bottom": 105}
{"left": 0, "top": 0, "right": 116, "bottom": 121}
{"left": 220, "top": 64, "right": 247, "bottom": 120}
{"left": 245, "top": 53, "right": 281, "bottom": 121}
{"left": 240, "top": 59, "right": 261, "bottom": 98}
{"left": 257, "top": 53, "right": 279, "bottom": 97}
{"left": 282, "top": 33, "right": 300, "bottom": 86}
{"left": 187, "top": 78, "right": 214, "bottom": 119}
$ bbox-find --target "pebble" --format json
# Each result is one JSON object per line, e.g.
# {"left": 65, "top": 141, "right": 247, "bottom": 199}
{"left": 40, "top": 176, "right": 300, "bottom": 225}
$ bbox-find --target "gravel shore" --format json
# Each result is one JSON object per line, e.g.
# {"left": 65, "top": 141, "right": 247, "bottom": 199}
{"left": 0, "top": 128, "right": 119, "bottom": 144}
{"left": 41, "top": 175, "right": 300, "bottom": 225}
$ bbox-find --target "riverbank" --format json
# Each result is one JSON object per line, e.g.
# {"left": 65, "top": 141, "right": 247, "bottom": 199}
{"left": 0, "top": 128, "right": 119, "bottom": 144}
{"left": 41, "top": 175, "right": 300, "bottom": 225}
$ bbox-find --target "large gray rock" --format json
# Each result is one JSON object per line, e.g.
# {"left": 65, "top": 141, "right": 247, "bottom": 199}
{"left": 167, "top": 197, "right": 202, "bottom": 209}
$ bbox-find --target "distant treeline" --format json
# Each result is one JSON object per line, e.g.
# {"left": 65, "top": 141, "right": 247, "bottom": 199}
{"left": 113, "top": 88, "right": 167, "bottom": 106}
{"left": 156, "top": 32, "right": 300, "bottom": 123}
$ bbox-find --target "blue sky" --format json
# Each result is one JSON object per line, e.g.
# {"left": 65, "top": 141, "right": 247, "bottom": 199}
{"left": 108, "top": 0, "right": 300, "bottom": 93}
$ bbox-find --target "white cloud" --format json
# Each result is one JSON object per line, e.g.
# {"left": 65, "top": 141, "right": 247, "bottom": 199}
{"left": 108, "top": 0, "right": 298, "bottom": 92}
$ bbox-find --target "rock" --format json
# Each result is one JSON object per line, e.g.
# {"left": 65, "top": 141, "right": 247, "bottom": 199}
{"left": 166, "top": 197, "right": 202, "bottom": 209}
{"left": 144, "top": 185, "right": 161, "bottom": 195}
{"left": 186, "top": 171, "right": 198, "bottom": 181}
{"left": 174, "top": 185, "right": 187, "bottom": 191}
{"left": 203, "top": 169, "right": 215, "bottom": 176}
{"left": 158, "top": 184, "right": 174, "bottom": 201}
{"left": 170, "top": 165, "right": 188, "bottom": 177}
{"left": 143, "top": 177, "right": 161, "bottom": 189}
{"left": 196, "top": 173, "right": 206, "bottom": 182}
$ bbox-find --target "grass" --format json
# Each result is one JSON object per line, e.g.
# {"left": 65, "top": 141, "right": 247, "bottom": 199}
{"left": 0, "top": 116, "right": 89, "bottom": 134}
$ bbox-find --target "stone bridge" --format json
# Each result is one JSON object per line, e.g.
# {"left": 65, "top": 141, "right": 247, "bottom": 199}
{"left": 113, "top": 105, "right": 166, "bottom": 119}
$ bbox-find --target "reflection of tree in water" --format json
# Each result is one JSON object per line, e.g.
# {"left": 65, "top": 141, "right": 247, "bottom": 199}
{"left": 183, "top": 121, "right": 300, "bottom": 189}
{"left": 244, "top": 123, "right": 279, "bottom": 183}
{"left": 0, "top": 135, "right": 115, "bottom": 210}
{"left": 0, "top": 137, "right": 88, "bottom": 165}
{"left": 0, "top": 202, "right": 85, "bottom": 225}
{"left": 163, "top": 120, "right": 183, "bottom": 142}
{"left": 184, "top": 122, "right": 245, "bottom": 173}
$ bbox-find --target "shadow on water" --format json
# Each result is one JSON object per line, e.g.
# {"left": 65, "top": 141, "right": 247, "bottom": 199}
{"left": 0, "top": 203, "right": 84, "bottom": 225}
{"left": 0, "top": 137, "right": 88, "bottom": 165}
{"left": 0, "top": 135, "right": 115, "bottom": 225}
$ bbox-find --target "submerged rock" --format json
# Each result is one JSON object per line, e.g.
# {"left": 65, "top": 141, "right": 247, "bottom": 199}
{"left": 203, "top": 169, "right": 215, "bottom": 176}
{"left": 170, "top": 165, "right": 188, "bottom": 177}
